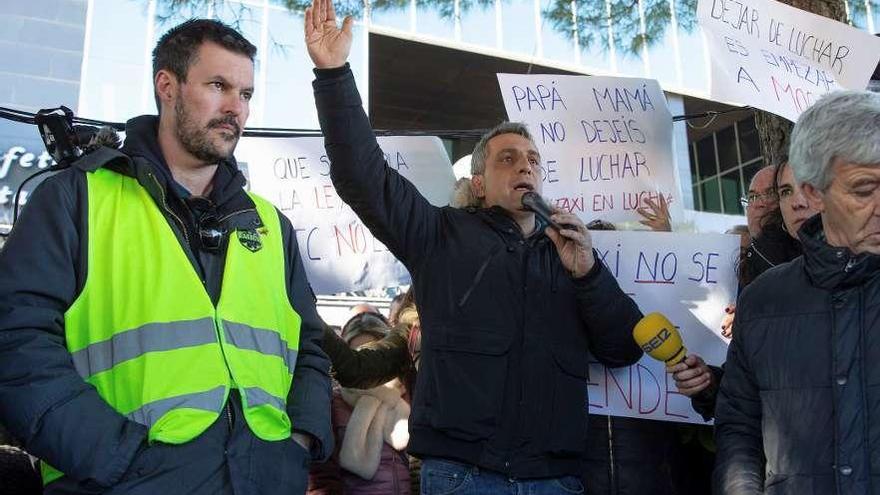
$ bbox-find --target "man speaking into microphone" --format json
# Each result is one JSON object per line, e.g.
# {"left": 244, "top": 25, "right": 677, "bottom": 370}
{"left": 304, "top": 0, "right": 642, "bottom": 491}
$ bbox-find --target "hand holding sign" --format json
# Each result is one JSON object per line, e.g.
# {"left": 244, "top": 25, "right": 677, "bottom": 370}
{"left": 637, "top": 196, "right": 672, "bottom": 232}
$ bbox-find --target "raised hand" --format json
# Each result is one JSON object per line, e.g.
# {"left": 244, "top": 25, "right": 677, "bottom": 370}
{"left": 636, "top": 195, "right": 672, "bottom": 232}
{"left": 304, "top": 0, "right": 353, "bottom": 69}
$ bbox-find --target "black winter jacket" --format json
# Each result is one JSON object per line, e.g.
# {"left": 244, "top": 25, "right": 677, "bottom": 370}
{"left": 0, "top": 116, "right": 332, "bottom": 493}
{"left": 740, "top": 223, "right": 803, "bottom": 288}
{"left": 313, "top": 66, "right": 643, "bottom": 479}
{"left": 714, "top": 215, "right": 880, "bottom": 495}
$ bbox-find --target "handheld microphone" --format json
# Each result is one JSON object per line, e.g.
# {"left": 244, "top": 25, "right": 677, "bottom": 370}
{"left": 634, "top": 312, "right": 716, "bottom": 403}
{"left": 521, "top": 192, "right": 576, "bottom": 230}
{"left": 632, "top": 312, "right": 687, "bottom": 365}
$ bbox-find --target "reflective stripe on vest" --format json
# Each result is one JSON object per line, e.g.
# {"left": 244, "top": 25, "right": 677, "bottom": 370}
{"left": 44, "top": 168, "right": 302, "bottom": 485}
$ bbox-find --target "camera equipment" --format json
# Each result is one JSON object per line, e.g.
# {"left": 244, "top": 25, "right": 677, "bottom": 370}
{"left": 4, "top": 107, "right": 101, "bottom": 232}
{"left": 35, "top": 106, "right": 94, "bottom": 167}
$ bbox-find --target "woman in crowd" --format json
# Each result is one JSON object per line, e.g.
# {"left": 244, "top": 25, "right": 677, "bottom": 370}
{"left": 673, "top": 158, "right": 818, "bottom": 419}
{"left": 309, "top": 309, "right": 415, "bottom": 494}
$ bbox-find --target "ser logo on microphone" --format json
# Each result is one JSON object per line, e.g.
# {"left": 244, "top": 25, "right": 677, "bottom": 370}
{"left": 639, "top": 327, "right": 671, "bottom": 354}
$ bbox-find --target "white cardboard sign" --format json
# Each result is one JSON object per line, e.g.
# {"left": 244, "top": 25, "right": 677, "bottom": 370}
{"left": 234, "top": 135, "right": 455, "bottom": 294}
{"left": 497, "top": 73, "right": 683, "bottom": 224}
{"left": 698, "top": 0, "right": 880, "bottom": 121}
{"left": 588, "top": 231, "right": 739, "bottom": 424}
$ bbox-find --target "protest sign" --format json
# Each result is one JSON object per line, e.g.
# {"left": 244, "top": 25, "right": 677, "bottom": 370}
{"left": 588, "top": 230, "right": 739, "bottom": 424}
{"left": 235, "top": 135, "right": 455, "bottom": 294}
{"left": 497, "top": 74, "right": 683, "bottom": 224}
{"left": 698, "top": 0, "right": 880, "bottom": 121}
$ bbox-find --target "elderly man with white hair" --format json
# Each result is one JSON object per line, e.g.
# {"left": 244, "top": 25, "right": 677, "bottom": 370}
{"left": 713, "top": 90, "right": 880, "bottom": 495}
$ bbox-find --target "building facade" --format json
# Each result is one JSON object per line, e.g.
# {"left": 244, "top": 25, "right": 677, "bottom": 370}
{"left": 1, "top": 0, "right": 878, "bottom": 229}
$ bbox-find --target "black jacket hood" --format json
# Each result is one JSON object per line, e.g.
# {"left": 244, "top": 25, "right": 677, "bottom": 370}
{"left": 119, "top": 115, "right": 248, "bottom": 210}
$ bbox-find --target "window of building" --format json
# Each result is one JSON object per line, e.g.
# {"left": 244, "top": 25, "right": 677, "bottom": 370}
{"left": 690, "top": 115, "right": 763, "bottom": 215}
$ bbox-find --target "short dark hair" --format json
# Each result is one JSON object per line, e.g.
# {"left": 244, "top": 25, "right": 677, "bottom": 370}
{"left": 471, "top": 122, "right": 534, "bottom": 175}
{"left": 152, "top": 19, "right": 257, "bottom": 111}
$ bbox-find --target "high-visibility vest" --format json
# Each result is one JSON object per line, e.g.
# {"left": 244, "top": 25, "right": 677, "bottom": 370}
{"left": 42, "top": 167, "right": 302, "bottom": 484}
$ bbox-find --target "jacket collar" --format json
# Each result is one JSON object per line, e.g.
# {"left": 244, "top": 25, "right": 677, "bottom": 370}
{"left": 473, "top": 206, "right": 548, "bottom": 243}
{"left": 117, "top": 115, "right": 260, "bottom": 230}
{"left": 799, "top": 214, "right": 880, "bottom": 290}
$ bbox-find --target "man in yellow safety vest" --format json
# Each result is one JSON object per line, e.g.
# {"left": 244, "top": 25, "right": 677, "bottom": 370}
{"left": 0, "top": 19, "right": 332, "bottom": 495}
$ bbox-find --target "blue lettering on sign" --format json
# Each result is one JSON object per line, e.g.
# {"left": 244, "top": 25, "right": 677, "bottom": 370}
{"left": 592, "top": 85, "right": 655, "bottom": 113}
{"left": 511, "top": 82, "right": 568, "bottom": 112}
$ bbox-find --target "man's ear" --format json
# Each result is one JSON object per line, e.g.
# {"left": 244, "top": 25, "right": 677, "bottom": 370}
{"left": 154, "top": 69, "right": 179, "bottom": 111}
{"left": 800, "top": 182, "right": 826, "bottom": 214}
{"left": 471, "top": 174, "right": 485, "bottom": 199}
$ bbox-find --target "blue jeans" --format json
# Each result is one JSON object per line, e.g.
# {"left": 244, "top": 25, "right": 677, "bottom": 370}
{"left": 420, "top": 458, "right": 585, "bottom": 495}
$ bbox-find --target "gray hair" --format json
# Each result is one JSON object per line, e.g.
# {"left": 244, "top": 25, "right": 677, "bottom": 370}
{"left": 470, "top": 122, "right": 535, "bottom": 175}
{"left": 789, "top": 91, "right": 880, "bottom": 190}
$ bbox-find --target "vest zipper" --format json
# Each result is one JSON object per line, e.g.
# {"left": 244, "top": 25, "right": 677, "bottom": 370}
{"left": 148, "top": 172, "right": 238, "bottom": 430}
{"left": 148, "top": 172, "right": 190, "bottom": 245}
{"left": 209, "top": 207, "right": 261, "bottom": 416}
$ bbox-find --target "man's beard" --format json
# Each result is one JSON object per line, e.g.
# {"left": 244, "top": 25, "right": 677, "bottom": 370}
{"left": 174, "top": 99, "right": 241, "bottom": 164}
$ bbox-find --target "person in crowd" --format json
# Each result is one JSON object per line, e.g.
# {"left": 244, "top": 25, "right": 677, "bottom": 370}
{"left": 667, "top": 159, "right": 818, "bottom": 493}
{"left": 342, "top": 305, "right": 391, "bottom": 347}
{"left": 743, "top": 165, "right": 777, "bottom": 239}
{"left": 710, "top": 169, "right": 782, "bottom": 347}
{"left": 309, "top": 312, "right": 412, "bottom": 495}
{"left": 321, "top": 311, "right": 412, "bottom": 390}
{"left": 714, "top": 90, "right": 880, "bottom": 494}
{"left": 333, "top": 315, "right": 411, "bottom": 495}
{"left": 310, "top": 288, "right": 424, "bottom": 495}
{"left": 305, "top": 1, "right": 643, "bottom": 492}
{"left": 454, "top": 178, "right": 680, "bottom": 494}
{"left": 0, "top": 19, "right": 332, "bottom": 494}
{"left": 713, "top": 162, "right": 800, "bottom": 363}
{"left": 671, "top": 157, "right": 819, "bottom": 419}
{"left": 738, "top": 159, "right": 804, "bottom": 288}
{"left": 388, "top": 292, "right": 407, "bottom": 326}
{"left": 579, "top": 213, "right": 679, "bottom": 495}
{"left": 686, "top": 168, "right": 777, "bottom": 353}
